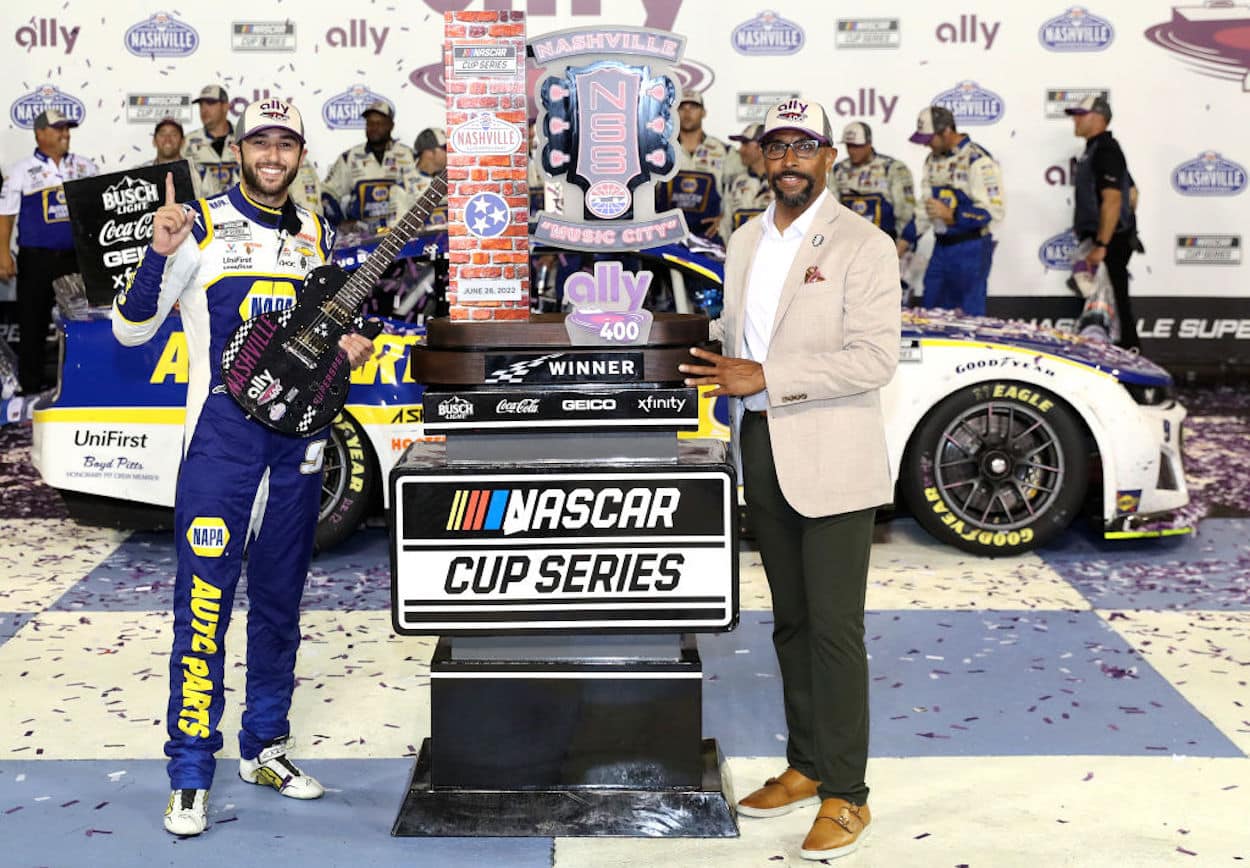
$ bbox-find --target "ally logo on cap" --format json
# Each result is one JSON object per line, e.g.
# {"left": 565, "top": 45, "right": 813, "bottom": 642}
{"left": 257, "top": 99, "right": 293, "bottom": 121}
{"left": 774, "top": 98, "right": 811, "bottom": 122}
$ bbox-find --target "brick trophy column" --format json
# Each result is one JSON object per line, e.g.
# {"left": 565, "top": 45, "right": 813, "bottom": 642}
{"left": 444, "top": 10, "right": 529, "bottom": 322}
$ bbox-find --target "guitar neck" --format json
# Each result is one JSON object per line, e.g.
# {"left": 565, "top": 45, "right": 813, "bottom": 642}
{"left": 334, "top": 172, "right": 448, "bottom": 312}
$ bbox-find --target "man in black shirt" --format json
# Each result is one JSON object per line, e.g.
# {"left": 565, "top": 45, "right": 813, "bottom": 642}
{"left": 1066, "top": 95, "right": 1139, "bottom": 349}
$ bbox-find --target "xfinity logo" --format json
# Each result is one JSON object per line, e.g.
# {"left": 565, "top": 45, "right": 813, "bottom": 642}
{"left": 637, "top": 395, "right": 687, "bottom": 413}
{"left": 495, "top": 398, "right": 539, "bottom": 414}
{"left": 447, "top": 486, "right": 680, "bottom": 536}
{"left": 562, "top": 398, "right": 617, "bottom": 412}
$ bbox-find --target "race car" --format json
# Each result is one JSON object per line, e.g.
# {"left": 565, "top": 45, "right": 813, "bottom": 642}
{"left": 31, "top": 242, "right": 1188, "bottom": 557}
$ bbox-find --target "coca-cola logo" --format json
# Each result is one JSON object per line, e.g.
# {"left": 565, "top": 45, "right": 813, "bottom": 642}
{"left": 495, "top": 398, "right": 540, "bottom": 414}
{"left": 99, "top": 212, "right": 154, "bottom": 247}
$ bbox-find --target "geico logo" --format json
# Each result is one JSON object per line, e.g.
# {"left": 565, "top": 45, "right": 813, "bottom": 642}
{"left": 103, "top": 245, "right": 145, "bottom": 267}
{"left": 238, "top": 279, "right": 297, "bottom": 321}
{"left": 443, "top": 552, "right": 685, "bottom": 595}
{"left": 448, "top": 486, "right": 680, "bottom": 536}
{"left": 561, "top": 398, "right": 616, "bottom": 411}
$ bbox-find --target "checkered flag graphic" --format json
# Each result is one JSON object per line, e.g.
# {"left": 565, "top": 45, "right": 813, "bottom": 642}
{"left": 484, "top": 353, "right": 566, "bottom": 384}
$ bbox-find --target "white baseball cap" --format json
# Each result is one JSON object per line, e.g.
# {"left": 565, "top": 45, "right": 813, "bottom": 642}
{"left": 840, "top": 122, "right": 872, "bottom": 146}
{"left": 762, "top": 98, "right": 832, "bottom": 144}
{"left": 238, "top": 98, "right": 305, "bottom": 143}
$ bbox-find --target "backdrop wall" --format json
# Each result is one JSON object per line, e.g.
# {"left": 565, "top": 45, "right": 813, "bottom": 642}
{"left": 3, "top": 0, "right": 1248, "bottom": 367}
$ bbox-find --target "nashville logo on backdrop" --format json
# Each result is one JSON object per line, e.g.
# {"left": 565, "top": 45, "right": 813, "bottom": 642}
{"left": 10, "top": 84, "right": 85, "bottom": 129}
{"left": 322, "top": 85, "right": 394, "bottom": 130}
{"left": 1147, "top": 3, "right": 1250, "bottom": 90}
{"left": 731, "top": 10, "right": 805, "bottom": 56}
{"left": 931, "top": 80, "right": 1005, "bottom": 125}
{"left": 1039, "top": 7, "right": 1114, "bottom": 51}
{"left": 124, "top": 12, "right": 199, "bottom": 58}
{"left": 1171, "top": 151, "right": 1248, "bottom": 196}
{"left": 1038, "top": 228, "right": 1080, "bottom": 270}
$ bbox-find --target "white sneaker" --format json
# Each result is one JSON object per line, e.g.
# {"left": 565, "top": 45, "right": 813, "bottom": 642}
{"left": 163, "top": 788, "right": 209, "bottom": 836}
{"left": 238, "top": 735, "right": 324, "bottom": 799}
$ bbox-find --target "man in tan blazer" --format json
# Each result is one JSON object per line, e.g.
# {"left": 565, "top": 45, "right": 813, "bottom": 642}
{"left": 681, "top": 98, "right": 900, "bottom": 861}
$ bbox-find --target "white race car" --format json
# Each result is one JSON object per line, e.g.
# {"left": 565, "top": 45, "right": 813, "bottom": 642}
{"left": 32, "top": 245, "right": 1188, "bottom": 556}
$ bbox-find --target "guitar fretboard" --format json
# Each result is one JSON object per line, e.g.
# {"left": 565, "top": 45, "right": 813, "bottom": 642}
{"left": 335, "top": 172, "right": 448, "bottom": 313}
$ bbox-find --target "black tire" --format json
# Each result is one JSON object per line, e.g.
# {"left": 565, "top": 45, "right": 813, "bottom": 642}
{"left": 315, "top": 412, "right": 376, "bottom": 552}
{"left": 900, "top": 381, "right": 1089, "bottom": 556}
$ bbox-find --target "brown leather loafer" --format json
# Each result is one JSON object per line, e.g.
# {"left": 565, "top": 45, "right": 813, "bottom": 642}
{"left": 736, "top": 767, "right": 820, "bottom": 818}
{"left": 800, "top": 798, "right": 871, "bottom": 860}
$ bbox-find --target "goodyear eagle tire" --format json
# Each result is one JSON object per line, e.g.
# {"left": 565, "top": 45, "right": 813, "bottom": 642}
{"left": 315, "top": 412, "right": 376, "bottom": 552}
{"left": 900, "top": 381, "right": 1088, "bottom": 556}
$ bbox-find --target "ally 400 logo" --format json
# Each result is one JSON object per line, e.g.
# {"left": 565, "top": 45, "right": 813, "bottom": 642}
{"left": 10, "top": 84, "right": 84, "bottom": 129}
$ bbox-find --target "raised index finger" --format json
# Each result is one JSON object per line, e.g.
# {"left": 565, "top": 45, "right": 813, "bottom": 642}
{"left": 165, "top": 171, "right": 177, "bottom": 206}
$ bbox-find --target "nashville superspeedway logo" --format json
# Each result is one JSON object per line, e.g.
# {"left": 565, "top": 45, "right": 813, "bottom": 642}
{"left": 446, "top": 485, "right": 680, "bottom": 536}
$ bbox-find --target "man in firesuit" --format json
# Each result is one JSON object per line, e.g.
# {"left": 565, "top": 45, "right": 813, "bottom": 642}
{"left": 112, "top": 99, "right": 375, "bottom": 838}
{"left": 899, "top": 106, "right": 1005, "bottom": 316}
{"left": 184, "top": 85, "right": 239, "bottom": 194}
{"left": 829, "top": 122, "right": 915, "bottom": 243}
{"left": 0, "top": 108, "right": 98, "bottom": 394}
{"left": 658, "top": 90, "right": 729, "bottom": 240}
{"left": 720, "top": 122, "right": 773, "bottom": 240}
{"left": 322, "top": 100, "right": 422, "bottom": 233}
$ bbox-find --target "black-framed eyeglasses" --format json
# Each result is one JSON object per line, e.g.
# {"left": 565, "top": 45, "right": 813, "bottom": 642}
{"left": 762, "top": 138, "right": 822, "bottom": 160}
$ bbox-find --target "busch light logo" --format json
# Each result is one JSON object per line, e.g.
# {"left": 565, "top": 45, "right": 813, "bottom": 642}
{"left": 1038, "top": 228, "right": 1079, "bottom": 270}
{"left": 932, "top": 80, "right": 1005, "bottom": 126}
{"left": 321, "top": 84, "right": 393, "bottom": 130}
{"left": 10, "top": 83, "right": 85, "bottom": 129}
{"left": 1039, "top": 7, "right": 1114, "bottom": 51}
{"left": 731, "top": 10, "right": 805, "bottom": 56}
{"left": 1172, "top": 152, "right": 1248, "bottom": 196}
{"left": 124, "top": 12, "right": 199, "bottom": 57}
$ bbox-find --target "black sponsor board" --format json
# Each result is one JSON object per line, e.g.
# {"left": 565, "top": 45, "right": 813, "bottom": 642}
{"left": 64, "top": 162, "right": 197, "bottom": 306}
{"left": 986, "top": 295, "right": 1250, "bottom": 375}
{"left": 391, "top": 468, "right": 736, "bottom": 634}
{"left": 483, "top": 351, "right": 645, "bottom": 384}
{"left": 423, "top": 387, "right": 698, "bottom": 431}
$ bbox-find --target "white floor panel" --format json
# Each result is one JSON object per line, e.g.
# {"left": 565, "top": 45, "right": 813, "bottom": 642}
{"left": 0, "top": 519, "right": 128, "bottom": 612}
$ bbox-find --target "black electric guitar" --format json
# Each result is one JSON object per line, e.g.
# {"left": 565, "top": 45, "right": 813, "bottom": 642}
{"left": 221, "top": 173, "right": 447, "bottom": 435}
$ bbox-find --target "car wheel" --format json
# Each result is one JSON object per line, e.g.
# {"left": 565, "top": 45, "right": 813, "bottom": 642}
{"left": 900, "top": 382, "right": 1088, "bottom": 556}
{"left": 316, "top": 412, "right": 376, "bottom": 551}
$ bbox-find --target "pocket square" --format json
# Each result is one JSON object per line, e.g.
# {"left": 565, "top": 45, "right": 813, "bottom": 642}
{"left": 804, "top": 265, "right": 826, "bottom": 284}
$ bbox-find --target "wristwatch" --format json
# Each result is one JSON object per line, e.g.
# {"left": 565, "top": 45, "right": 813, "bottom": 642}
{"left": 1093, "top": 239, "right": 1108, "bottom": 248}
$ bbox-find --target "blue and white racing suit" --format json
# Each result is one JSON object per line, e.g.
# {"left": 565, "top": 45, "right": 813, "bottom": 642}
{"left": 901, "top": 136, "right": 1005, "bottom": 317}
{"left": 112, "top": 184, "right": 334, "bottom": 789}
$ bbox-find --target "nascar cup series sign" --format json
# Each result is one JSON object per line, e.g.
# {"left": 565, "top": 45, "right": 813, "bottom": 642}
{"left": 391, "top": 470, "right": 736, "bottom": 634}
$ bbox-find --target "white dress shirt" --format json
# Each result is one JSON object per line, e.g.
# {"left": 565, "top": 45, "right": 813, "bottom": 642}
{"left": 741, "top": 189, "right": 829, "bottom": 411}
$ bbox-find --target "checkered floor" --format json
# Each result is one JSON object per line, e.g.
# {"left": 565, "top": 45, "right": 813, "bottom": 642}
{"left": 1, "top": 511, "right": 1248, "bottom": 867}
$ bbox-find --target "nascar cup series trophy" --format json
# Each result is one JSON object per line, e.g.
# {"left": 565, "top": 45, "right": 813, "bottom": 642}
{"left": 387, "top": 18, "right": 738, "bottom": 838}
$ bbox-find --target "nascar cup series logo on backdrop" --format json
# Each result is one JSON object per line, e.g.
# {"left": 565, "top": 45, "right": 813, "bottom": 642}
{"left": 10, "top": 84, "right": 85, "bottom": 129}
{"left": 1038, "top": 7, "right": 1114, "bottom": 51}
{"left": 731, "top": 10, "right": 805, "bottom": 55}
{"left": 1038, "top": 228, "right": 1079, "bottom": 270}
{"left": 1171, "top": 151, "right": 1248, "bottom": 196}
{"left": 124, "top": 12, "right": 199, "bottom": 57}
{"left": 322, "top": 84, "right": 393, "bottom": 130}
{"left": 932, "top": 80, "right": 1005, "bottom": 126}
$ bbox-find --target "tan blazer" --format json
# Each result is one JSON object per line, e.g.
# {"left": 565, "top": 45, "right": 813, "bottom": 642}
{"left": 717, "top": 193, "right": 901, "bottom": 517}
